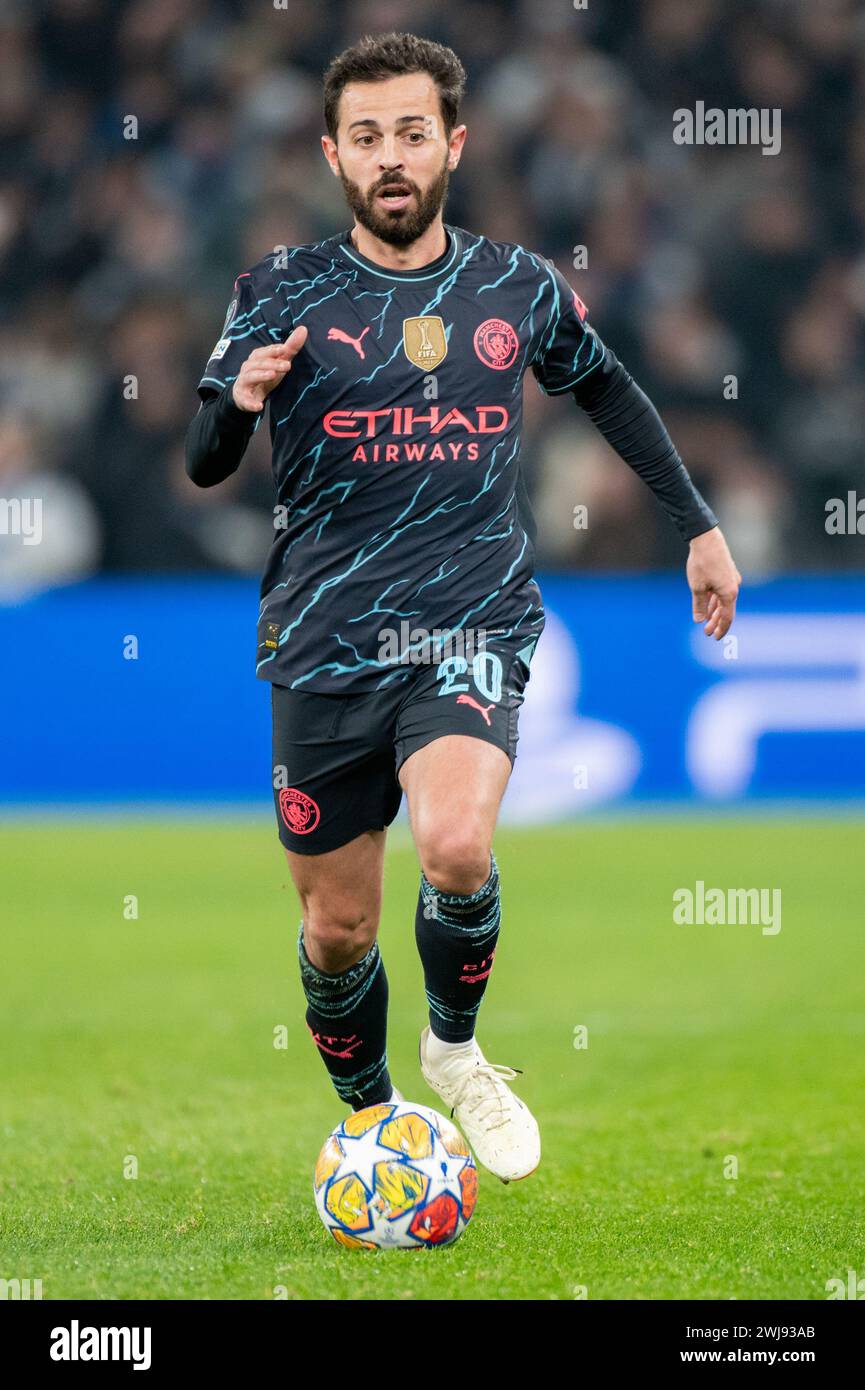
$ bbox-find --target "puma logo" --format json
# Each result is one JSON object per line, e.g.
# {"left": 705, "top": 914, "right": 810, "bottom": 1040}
{"left": 456, "top": 694, "right": 496, "bottom": 726}
{"left": 327, "top": 325, "right": 370, "bottom": 359}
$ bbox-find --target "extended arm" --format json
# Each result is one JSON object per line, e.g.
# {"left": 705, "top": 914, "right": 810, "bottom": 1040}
{"left": 571, "top": 349, "right": 741, "bottom": 637}
{"left": 570, "top": 348, "right": 717, "bottom": 543}
{"left": 531, "top": 257, "right": 741, "bottom": 636}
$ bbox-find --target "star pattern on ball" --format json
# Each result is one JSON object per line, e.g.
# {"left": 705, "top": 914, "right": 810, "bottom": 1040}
{"left": 315, "top": 1103, "right": 478, "bottom": 1247}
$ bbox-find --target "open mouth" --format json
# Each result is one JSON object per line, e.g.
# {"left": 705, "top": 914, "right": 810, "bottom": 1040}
{"left": 376, "top": 183, "right": 413, "bottom": 209}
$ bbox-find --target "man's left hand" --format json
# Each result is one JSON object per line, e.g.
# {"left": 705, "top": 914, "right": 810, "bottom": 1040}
{"left": 686, "top": 526, "right": 742, "bottom": 639}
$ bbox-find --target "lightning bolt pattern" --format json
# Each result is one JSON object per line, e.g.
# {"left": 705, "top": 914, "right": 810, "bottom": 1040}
{"left": 195, "top": 224, "right": 602, "bottom": 691}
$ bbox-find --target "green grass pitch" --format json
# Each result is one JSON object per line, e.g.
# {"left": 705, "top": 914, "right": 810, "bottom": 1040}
{"left": 1, "top": 817, "right": 863, "bottom": 1300}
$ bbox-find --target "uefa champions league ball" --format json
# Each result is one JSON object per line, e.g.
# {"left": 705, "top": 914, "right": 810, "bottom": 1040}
{"left": 313, "top": 1099, "right": 478, "bottom": 1249}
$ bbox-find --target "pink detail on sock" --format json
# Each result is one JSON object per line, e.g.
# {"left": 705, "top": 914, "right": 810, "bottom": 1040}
{"left": 459, "top": 946, "right": 497, "bottom": 983}
{"left": 308, "top": 1025, "right": 363, "bottom": 1059}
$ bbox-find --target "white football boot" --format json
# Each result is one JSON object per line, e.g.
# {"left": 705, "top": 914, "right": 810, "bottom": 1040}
{"left": 419, "top": 1026, "right": 540, "bottom": 1183}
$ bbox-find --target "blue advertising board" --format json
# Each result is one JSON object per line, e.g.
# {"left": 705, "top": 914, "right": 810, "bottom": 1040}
{"left": 1, "top": 576, "right": 863, "bottom": 811}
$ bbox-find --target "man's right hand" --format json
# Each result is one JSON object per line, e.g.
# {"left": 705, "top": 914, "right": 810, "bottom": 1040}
{"left": 231, "top": 325, "right": 308, "bottom": 412}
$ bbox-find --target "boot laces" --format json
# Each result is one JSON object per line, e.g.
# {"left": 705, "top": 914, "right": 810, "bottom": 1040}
{"left": 448, "top": 1061, "right": 524, "bottom": 1131}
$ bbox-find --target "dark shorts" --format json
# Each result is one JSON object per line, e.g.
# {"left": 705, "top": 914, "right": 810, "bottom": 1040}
{"left": 270, "top": 628, "right": 541, "bottom": 855}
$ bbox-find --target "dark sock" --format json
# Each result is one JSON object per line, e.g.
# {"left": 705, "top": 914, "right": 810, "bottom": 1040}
{"left": 297, "top": 921, "right": 392, "bottom": 1110}
{"left": 415, "top": 851, "right": 501, "bottom": 1043}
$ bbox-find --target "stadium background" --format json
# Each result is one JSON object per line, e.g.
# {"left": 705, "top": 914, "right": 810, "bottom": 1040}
{"left": 1, "top": 0, "right": 863, "bottom": 809}
{"left": 1, "top": 0, "right": 864, "bottom": 1304}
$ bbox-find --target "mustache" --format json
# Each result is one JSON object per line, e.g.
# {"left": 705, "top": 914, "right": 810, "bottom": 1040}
{"left": 371, "top": 179, "right": 416, "bottom": 195}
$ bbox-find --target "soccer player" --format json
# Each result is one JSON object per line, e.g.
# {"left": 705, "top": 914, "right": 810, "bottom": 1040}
{"left": 185, "top": 32, "right": 741, "bottom": 1183}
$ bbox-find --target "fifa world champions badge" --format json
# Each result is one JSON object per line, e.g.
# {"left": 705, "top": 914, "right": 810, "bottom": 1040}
{"left": 402, "top": 315, "right": 448, "bottom": 369}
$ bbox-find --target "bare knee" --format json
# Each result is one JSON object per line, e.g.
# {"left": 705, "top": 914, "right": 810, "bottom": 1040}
{"left": 419, "top": 826, "right": 492, "bottom": 896}
{"left": 300, "top": 901, "right": 378, "bottom": 973}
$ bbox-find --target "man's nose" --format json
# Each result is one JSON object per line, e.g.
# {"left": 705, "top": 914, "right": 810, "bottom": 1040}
{"left": 378, "top": 141, "right": 405, "bottom": 168}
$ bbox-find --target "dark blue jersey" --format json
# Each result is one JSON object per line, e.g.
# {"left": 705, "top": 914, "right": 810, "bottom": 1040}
{"left": 197, "top": 223, "right": 604, "bottom": 693}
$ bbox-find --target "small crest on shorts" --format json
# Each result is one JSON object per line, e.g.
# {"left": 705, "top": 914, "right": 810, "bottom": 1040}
{"left": 279, "top": 787, "right": 320, "bottom": 835}
{"left": 403, "top": 316, "right": 447, "bottom": 370}
{"left": 264, "top": 621, "right": 280, "bottom": 650}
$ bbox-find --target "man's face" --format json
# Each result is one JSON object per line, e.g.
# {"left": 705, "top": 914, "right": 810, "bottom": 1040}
{"left": 323, "top": 72, "right": 465, "bottom": 247}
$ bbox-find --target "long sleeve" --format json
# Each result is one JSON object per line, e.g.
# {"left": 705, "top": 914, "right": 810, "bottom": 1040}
{"left": 185, "top": 383, "right": 260, "bottom": 488}
{"left": 528, "top": 259, "right": 717, "bottom": 543}
{"left": 570, "top": 347, "right": 718, "bottom": 543}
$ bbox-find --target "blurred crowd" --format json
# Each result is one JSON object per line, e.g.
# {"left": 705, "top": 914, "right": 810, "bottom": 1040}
{"left": 1, "top": 0, "right": 864, "bottom": 587}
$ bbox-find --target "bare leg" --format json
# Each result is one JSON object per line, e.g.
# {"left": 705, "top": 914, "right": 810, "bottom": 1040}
{"left": 282, "top": 826, "right": 387, "bottom": 967}
{"left": 283, "top": 827, "right": 393, "bottom": 1109}
{"left": 398, "top": 734, "right": 511, "bottom": 892}
{"left": 399, "top": 735, "right": 540, "bottom": 1181}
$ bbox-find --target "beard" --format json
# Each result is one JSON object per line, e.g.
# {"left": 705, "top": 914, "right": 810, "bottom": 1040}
{"left": 338, "top": 156, "right": 451, "bottom": 248}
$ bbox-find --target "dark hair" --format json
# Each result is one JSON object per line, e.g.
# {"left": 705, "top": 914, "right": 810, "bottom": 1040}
{"left": 323, "top": 31, "right": 467, "bottom": 142}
